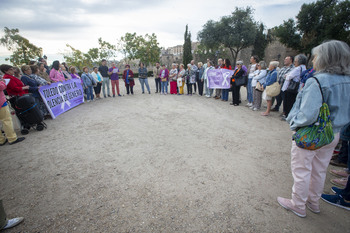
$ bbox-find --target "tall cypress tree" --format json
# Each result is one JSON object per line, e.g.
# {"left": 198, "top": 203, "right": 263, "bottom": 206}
{"left": 183, "top": 25, "right": 193, "bottom": 66}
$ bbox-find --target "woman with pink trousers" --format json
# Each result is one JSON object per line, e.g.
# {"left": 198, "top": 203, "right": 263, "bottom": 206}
{"left": 277, "top": 40, "right": 350, "bottom": 217}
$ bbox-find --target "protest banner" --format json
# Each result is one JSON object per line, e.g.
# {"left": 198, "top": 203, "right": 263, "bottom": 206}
{"left": 39, "top": 79, "right": 84, "bottom": 119}
{"left": 207, "top": 69, "right": 234, "bottom": 89}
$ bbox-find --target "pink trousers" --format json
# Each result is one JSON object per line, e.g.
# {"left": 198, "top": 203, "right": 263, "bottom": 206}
{"left": 291, "top": 133, "right": 340, "bottom": 209}
{"left": 111, "top": 80, "right": 120, "bottom": 95}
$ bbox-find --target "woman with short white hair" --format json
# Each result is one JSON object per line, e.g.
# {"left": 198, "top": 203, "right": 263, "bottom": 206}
{"left": 169, "top": 63, "right": 178, "bottom": 94}
{"left": 261, "top": 61, "right": 279, "bottom": 116}
{"left": 277, "top": 40, "right": 350, "bottom": 218}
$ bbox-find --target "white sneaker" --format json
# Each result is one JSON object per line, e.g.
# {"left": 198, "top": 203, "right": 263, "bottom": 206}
{"left": 249, "top": 106, "right": 254, "bottom": 109}
{"left": 87, "top": 100, "right": 91, "bottom": 103}
{"left": 3, "top": 217, "right": 24, "bottom": 229}
{"left": 253, "top": 108, "right": 258, "bottom": 111}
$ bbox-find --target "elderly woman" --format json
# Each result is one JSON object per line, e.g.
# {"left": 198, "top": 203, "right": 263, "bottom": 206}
{"left": 203, "top": 61, "right": 214, "bottom": 97}
{"left": 21, "top": 65, "right": 41, "bottom": 98}
{"left": 169, "top": 63, "right": 178, "bottom": 94}
{"left": 159, "top": 64, "right": 169, "bottom": 95}
{"left": 30, "top": 65, "right": 50, "bottom": 86}
{"left": 138, "top": 62, "right": 151, "bottom": 94}
{"left": 185, "top": 64, "right": 193, "bottom": 96}
{"left": 196, "top": 62, "right": 205, "bottom": 96}
{"left": 177, "top": 64, "right": 186, "bottom": 95}
{"left": 281, "top": 54, "right": 307, "bottom": 119}
{"left": 81, "top": 67, "right": 96, "bottom": 102}
{"left": 277, "top": 40, "right": 350, "bottom": 218}
{"left": 122, "top": 64, "right": 135, "bottom": 95}
{"left": 91, "top": 67, "right": 103, "bottom": 99}
{"left": 230, "top": 61, "right": 245, "bottom": 106}
{"left": 21, "top": 65, "right": 48, "bottom": 115}
{"left": 261, "top": 61, "right": 279, "bottom": 116}
{"left": 251, "top": 61, "right": 268, "bottom": 111}
{"left": 61, "top": 65, "right": 72, "bottom": 80}
{"left": 49, "top": 60, "right": 65, "bottom": 82}
{"left": 38, "top": 62, "right": 51, "bottom": 83}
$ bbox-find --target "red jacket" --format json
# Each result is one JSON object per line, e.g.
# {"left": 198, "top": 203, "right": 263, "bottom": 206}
{"left": 3, "top": 73, "right": 28, "bottom": 96}
{"left": 122, "top": 69, "right": 135, "bottom": 87}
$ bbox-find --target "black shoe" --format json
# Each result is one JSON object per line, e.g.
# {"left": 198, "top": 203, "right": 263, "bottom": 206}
{"left": 0, "top": 139, "right": 8, "bottom": 146}
{"left": 108, "top": 95, "right": 111, "bottom": 97}
{"left": 330, "top": 159, "right": 348, "bottom": 168}
{"left": 271, "top": 108, "right": 279, "bottom": 112}
{"left": 113, "top": 94, "right": 115, "bottom": 97}
{"left": 104, "top": 95, "right": 107, "bottom": 98}
{"left": 142, "top": 92, "right": 145, "bottom": 94}
{"left": 9, "top": 137, "right": 25, "bottom": 145}
{"left": 230, "top": 103, "right": 234, "bottom": 105}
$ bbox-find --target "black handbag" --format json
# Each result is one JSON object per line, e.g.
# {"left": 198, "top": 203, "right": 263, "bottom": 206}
{"left": 286, "top": 67, "right": 302, "bottom": 93}
{"left": 235, "top": 75, "right": 248, "bottom": 86}
{"left": 286, "top": 80, "right": 300, "bottom": 93}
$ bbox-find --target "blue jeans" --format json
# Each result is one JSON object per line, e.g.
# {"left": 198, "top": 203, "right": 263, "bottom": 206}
{"left": 139, "top": 78, "right": 150, "bottom": 93}
{"left": 102, "top": 77, "right": 110, "bottom": 96}
{"left": 221, "top": 89, "right": 229, "bottom": 101}
{"left": 247, "top": 78, "right": 253, "bottom": 103}
{"left": 161, "top": 81, "right": 168, "bottom": 93}
{"left": 86, "top": 86, "right": 94, "bottom": 100}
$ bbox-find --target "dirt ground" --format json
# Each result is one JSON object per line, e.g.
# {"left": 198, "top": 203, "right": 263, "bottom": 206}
{"left": 1, "top": 79, "right": 349, "bottom": 232}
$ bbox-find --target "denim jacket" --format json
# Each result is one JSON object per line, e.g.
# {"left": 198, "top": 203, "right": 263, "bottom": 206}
{"left": 287, "top": 73, "right": 350, "bottom": 133}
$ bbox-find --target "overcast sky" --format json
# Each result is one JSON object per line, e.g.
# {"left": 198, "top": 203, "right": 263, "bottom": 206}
{"left": 0, "top": 0, "right": 314, "bottom": 60}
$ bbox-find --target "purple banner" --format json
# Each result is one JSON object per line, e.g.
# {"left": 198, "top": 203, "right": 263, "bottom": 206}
{"left": 207, "top": 69, "right": 234, "bottom": 89}
{"left": 39, "top": 79, "right": 84, "bottom": 119}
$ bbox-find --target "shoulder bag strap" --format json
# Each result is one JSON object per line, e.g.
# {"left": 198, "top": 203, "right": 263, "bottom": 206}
{"left": 312, "top": 77, "right": 325, "bottom": 103}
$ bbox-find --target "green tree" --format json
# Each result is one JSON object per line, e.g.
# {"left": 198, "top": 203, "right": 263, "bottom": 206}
{"left": 274, "top": 0, "right": 350, "bottom": 58}
{"left": 97, "top": 37, "right": 116, "bottom": 61}
{"left": 118, "top": 33, "right": 161, "bottom": 66}
{"left": 198, "top": 7, "right": 257, "bottom": 64}
{"left": 0, "top": 27, "right": 42, "bottom": 66}
{"left": 63, "top": 44, "right": 93, "bottom": 71}
{"left": 183, "top": 25, "right": 193, "bottom": 66}
{"left": 251, "top": 23, "right": 272, "bottom": 60}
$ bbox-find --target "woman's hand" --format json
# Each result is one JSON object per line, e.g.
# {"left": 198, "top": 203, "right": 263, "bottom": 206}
{"left": 22, "top": 86, "right": 30, "bottom": 90}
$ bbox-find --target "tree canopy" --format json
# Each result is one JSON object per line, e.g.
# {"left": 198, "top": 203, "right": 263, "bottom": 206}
{"left": 118, "top": 33, "right": 161, "bottom": 66}
{"left": 198, "top": 7, "right": 258, "bottom": 64}
{"left": 273, "top": 0, "right": 350, "bottom": 57}
{"left": 0, "top": 27, "right": 42, "bottom": 66}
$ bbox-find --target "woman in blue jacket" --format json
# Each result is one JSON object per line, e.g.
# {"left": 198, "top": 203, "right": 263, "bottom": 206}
{"left": 261, "top": 61, "right": 279, "bottom": 116}
{"left": 81, "top": 67, "right": 96, "bottom": 102}
{"left": 277, "top": 40, "right": 350, "bottom": 218}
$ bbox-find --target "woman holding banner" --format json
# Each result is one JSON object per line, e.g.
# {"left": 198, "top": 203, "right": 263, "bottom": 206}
{"left": 221, "top": 59, "right": 232, "bottom": 102}
{"left": 49, "top": 61, "right": 65, "bottom": 83}
{"left": 203, "top": 61, "right": 214, "bottom": 98}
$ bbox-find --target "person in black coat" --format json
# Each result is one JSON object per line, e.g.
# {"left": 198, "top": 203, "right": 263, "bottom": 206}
{"left": 230, "top": 61, "right": 245, "bottom": 106}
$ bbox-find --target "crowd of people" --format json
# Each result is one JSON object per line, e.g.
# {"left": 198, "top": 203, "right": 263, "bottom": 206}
{"left": 0, "top": 40, "right": 349, "bottom": 224}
